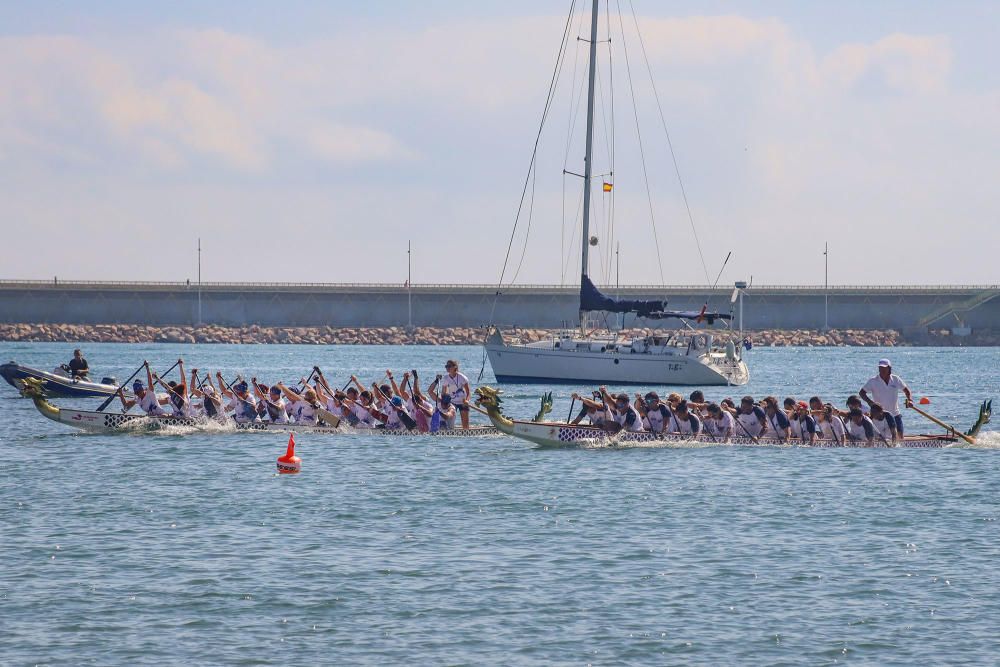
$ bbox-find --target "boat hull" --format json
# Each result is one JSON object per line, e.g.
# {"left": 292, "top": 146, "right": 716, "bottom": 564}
{"left": 490, "top": 417, "right": 962, "bottom": 449}
{"left": 28, "top": 397, "right": 498, "bottom": 437}
{"left": 1, "top": 362, "right": 124, "bottom": 399}
{"left": 486, "top": 343, "right": 747, "bottom": 386}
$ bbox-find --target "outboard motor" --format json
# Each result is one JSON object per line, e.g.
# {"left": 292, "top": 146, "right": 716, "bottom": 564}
{"left": 101, "top": 377, "right": 118, "bottom": 386}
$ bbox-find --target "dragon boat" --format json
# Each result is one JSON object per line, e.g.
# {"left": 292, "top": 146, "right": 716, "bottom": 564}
{"left": 1, "top": 361, "right": 126, "bottom": 399}
{"left": 22, "top": 381, "right": 498, "bottom": 437}
{"left": 474, "top": 387, "right": 993, "bottom": 449}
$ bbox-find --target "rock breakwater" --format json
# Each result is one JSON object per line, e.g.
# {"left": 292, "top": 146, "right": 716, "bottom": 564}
{"left": 1, "top": 323, "right": 997, "bottom": 346}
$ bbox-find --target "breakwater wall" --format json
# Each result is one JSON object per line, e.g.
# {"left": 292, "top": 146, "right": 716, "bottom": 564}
{"left": 2, "top": 323, "right": 999, "bottom": 347}
{"left": 1, "top": 281, "right": 999, "bottom": 333}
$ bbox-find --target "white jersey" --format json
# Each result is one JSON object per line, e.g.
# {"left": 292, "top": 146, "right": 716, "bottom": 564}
{"left": 643, "top": 405, "right": 670, "bottom": 434}
{"left": 292, "top": 400, "right": 317, "bottom": 425}
{"left": 440, "top": 372, "right": 470, "bottom": 403}
{"left": 736, "top": 407, "right": 766, "bottom": 437}
{"left": 352, "top": 403, "right": 379, "bottom": 428}
{"left": 138, "top": 390, "right": 166, "bottom": 416}
{"left": 870, "top": 415, "right": 895, "bottom": 442}
{"left": 385, "top": 404, "right": 411, "bottom": 429}
{"left": 704, "top": 412, "right": 735, "bottom": 437}
{"left": 615, "top": 405, "right": 645, "bottom": 432}
{"left": 846, "top": 416, "right": 875, "bottom": 442}
{"left": 789, "top": 416, "right": 816, "bottom": 441}
{"left": 169, "top": 395, "right": 197, "bottom": 418}
{"left": 817, "top": 416, "right": 846, "bottom": 442}
{"left": 227, "top": 395, "right": 258, "bottom": 423}
{"left": 862, "top": 374, "right": 908, "bottom": 416}
{"left": 670, "top": 413, "right": 701, "bottom": 436}
{"left": 265, "top": 398, "right": 289, "bottom": 424}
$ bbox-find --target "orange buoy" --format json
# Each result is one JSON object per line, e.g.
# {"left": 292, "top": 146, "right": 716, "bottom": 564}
{"left": 919, "top": 397, "right": 931, "bottom": 405}
{"left": 277, "top": 433, "right": 301, "bottom": 474}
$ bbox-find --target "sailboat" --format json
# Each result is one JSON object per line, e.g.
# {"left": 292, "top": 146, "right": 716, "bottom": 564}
{"left": 485, "top": 0, "right": 749, "bottom": 386}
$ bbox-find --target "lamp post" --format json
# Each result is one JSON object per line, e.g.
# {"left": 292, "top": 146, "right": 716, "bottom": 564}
{"left": 197, "top": 238, "right": 202, "bottom": 326}
{"left": 823, "top": 241, "right": 829, "bottom": 331}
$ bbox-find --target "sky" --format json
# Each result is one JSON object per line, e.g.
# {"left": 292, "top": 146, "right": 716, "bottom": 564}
{"left": 0, "top": 1, "right": 997, "bottom": 286}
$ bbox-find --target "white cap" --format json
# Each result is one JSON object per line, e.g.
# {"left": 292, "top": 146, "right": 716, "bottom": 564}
{"left": 203, "top": 385, "right": 216, "bottom": 396}
{"left": 878, "top": 358, "right": 891, "bottom": 368}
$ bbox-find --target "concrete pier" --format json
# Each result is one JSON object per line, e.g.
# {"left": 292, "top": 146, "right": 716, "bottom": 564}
{"left": 1, "top": 280, "right": 997, "bottom": 332}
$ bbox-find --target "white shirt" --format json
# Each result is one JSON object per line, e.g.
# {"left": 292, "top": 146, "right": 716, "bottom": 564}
{"left": 705, "top": 412, "right": 734, "bottom": 437}
{"left": 138, "top": 390, "right": 166, "bottom": 416}
{"left": 817, "top": 416, "right": 846, "bottom": 442}
{"left": 440, "top": 372, "right": 470, "bottom": 403}
{"left": 862, "top": 373, "right": 908, "bottom": 416}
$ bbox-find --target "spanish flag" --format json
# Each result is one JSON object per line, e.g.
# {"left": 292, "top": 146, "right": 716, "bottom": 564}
{"left": 602, "top": 182, "right": 613, "bottom": 192}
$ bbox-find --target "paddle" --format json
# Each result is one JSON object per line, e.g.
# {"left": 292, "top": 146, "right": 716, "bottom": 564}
{"left": 566, "top": 396, "right": 577, "bottom": 423}
{"left": 909, "top": 403, "right": 976, "bottom": 445}
{"left": 731, "top": 408, "right": 761, "bottom": 445}
{"left": 373, "top": 382, "right": 417, "bottom": 430}
{"left": 97, "top": 361, "right": 145, "bottom": 412}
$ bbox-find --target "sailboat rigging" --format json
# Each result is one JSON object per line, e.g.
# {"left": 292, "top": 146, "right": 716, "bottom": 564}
{"left": 484, "top": 0, "right": 749, "bottom": 386}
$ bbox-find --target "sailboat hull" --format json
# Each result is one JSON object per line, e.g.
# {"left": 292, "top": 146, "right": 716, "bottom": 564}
{"left": 486, "top": 343, "right": 747, "bottom": 386}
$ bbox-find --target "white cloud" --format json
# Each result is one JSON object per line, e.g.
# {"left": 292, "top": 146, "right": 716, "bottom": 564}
{"left": 0, "top": 11, "right": 996, "bottom": 284}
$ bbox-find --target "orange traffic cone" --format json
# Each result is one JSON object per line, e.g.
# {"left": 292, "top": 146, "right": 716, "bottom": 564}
{"left": 277, "top": 433, "right": 302, "bottom": 474}
{"left": 919, "top": 397, "right": 931, "bottom": 405}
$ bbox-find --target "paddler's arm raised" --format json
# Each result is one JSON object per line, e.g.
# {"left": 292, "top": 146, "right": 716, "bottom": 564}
{"left": 189, "top": 368, "right": 203, "bottom": 398}
{"left": 177, "top": 360, "right": 187, "bottom": 397}
{"left": 144, "top": 361, "right": 155, "bottom": 395}
{"left": 215, "top": 372, "right": 234, "bottom": 398}
{"left": 275, "top": 382, "right": 303, "bottom": 403}
{"left": 349, "top": 375, "right": 366, "bottom": 393}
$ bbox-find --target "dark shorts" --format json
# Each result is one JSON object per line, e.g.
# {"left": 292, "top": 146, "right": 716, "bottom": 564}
{"left": 455, "top": 403, "right": 470, "bottom": 412}
{"left": 893, "top": 414, "right": 904, "bottom": 435}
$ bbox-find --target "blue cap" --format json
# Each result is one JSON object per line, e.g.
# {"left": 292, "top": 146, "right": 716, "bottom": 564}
{"left": 391, "top": 396, "right": 403, "bottom": 407}
{"left": 440, "top": 394, "right": 452, "bottom": 404}
{"left": 234, "top": 381, "right": 248, "bottom": 392}
{"left": 132, "top": 380, "right": 144, "bottom": 392}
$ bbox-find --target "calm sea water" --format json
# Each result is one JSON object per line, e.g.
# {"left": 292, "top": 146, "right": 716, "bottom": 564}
{"left": 2, "top": 343, "right": 999, "bottom": 665}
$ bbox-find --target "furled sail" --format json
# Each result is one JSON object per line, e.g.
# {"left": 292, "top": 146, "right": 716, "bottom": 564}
{"left": 579, "top": 275, "right": 732, "bottom": 323}
{"left": 579, "top": 275, "right": 665, "bottom": 317}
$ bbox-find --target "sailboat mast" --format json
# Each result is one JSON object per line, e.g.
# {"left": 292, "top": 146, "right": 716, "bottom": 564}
{"left": 579, "top": 0, "right": 600, "bottom": 284}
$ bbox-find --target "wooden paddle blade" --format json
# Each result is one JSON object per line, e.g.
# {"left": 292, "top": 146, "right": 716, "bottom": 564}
{"left": 315, "top": 407, "right": 341, "bottom": 428}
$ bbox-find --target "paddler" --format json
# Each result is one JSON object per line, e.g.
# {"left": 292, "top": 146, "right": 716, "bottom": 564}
{"left": 761, "top": 397, "right": 790, "bottom": 441}
{"left": 667, "top": 400, "right": 702, "bottom": 436}
{"left": 703, "top": 403, "right": 735, "bottom": 440}
{"left": 868, "top": 403, "right": 898, "bottom": 443}
{"left": 788, "top": 400, "right": 817, "bottom": 444}
{"left": 276, "top": 382, "right": 320, "bottom": 425}
{"left": 860, "top": 358, "right": 912, "bottom": 436}
{"left": 844, "top": 408, "right": 876, "bottom": 446}
{"left": 217, "top": 374, "right": 259, "bottom": 423}
{"left": 570, "top": 391, "right": 609, "bottom": 427}
{"left": 815, "top": 403, "right": 847, "bottom": 443}
{"left": 427, "top": 382, "right": 457, "bottom": 430}
{"left": 731, "top": 396, "right": 767, "bottom": 438}
{"left": 252, "top": 378, "right": 289, "bottom": 424}
{"left": 189, "top": 371, "right": 223, "bottom": 420}
{"left": 118, "top": 361, "right": 169, "bottom": 416}
{"left": 635, "top": 391, "right": 671, "bottom": 434}
{"left": 402, "top": 370, "right": 435, "bottom": 432}
{"left": 599, "top": 387, "right": 645, "bottom": 432}
{"left": 152, "top": 359, "right": 195, "bottom": 418}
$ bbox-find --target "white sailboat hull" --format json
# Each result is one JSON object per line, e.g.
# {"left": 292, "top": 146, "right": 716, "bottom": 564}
{"left": 486, "top": 342, "right": 748, "bottom": 386}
